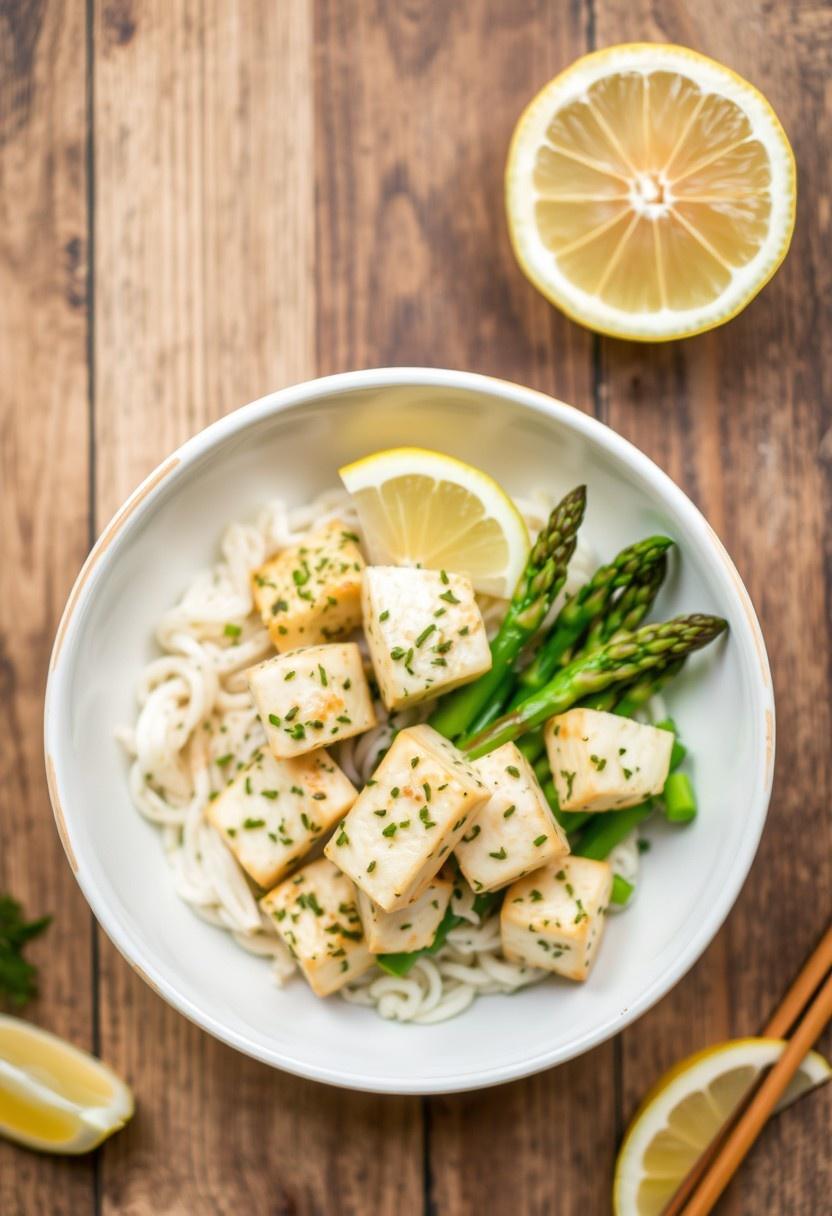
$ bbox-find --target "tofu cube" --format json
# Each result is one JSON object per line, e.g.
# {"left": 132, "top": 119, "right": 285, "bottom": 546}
{"left": 247, "top": 642, "right": 376, "bottom": 759}
{"left": 501, "top": 856, "right": 613, "bottom": 981}
{"left": 251, "top": 519, "right": 365, "bottom": 652}
{"left": 545, "top": 708, "right": 673, "bottom": 812}
{"left": 324, "top": 724, "right": 489, "bottom": 911}
{"left": 357, "top": 876, "right": 453, "bottom": 954}
{"left": 362, "top": 567, "right": 491, "bottom": 711}
{"left": 261, "top": 858, "right": 374, "bottom": 996}
{"left": 207, "top": 747, "right": 357, "bottom": 888}
{"left": 455, "top": 743, "right": 570, "bottom": 893}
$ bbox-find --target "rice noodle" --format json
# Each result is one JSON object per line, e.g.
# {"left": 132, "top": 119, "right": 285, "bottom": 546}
{"left": 118, "top": 487, "right": 596, "bottom": 1021}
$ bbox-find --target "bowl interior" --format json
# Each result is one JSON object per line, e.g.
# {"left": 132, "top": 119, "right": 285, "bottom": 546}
{"left": 48, "top": 373, "right": 772, "bottom": 1092}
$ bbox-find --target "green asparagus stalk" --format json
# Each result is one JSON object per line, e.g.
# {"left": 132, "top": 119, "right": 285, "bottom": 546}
{"left": 513, "top": 536, "right": 675, "bottom": 699}
{"left": 608, "top": 658, "right": 685, "bottom": 718}
{"left": 656, "top": 717, "right": 687, "bottom": 769}
{"left": 463, "top": 615, "right": 727, "bottom": 760}
{"left": 610, "top": 874, "right": 635, "bottom": 905}
{"left": 663, "top": 771, "right": 697, "bottom": 822}
{"left": 583, "top": 553, "right": 668, "bottom": 649}
{"left": 574, "top": 802, "right": 654, "bottom": 860}
{"left": 429, "top": 486, "right": 587, "bottom": 740}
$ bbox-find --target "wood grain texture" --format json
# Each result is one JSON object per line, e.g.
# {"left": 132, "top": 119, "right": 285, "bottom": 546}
{"left": 93, "top": 2, "right": 420, "bottom": 1213}
{"left": 0, "top": 1, "right": 94, "bottom": 1212}
{"left": 593, "top": 2, "right": 832, "bottom": 1213}
{"left": 1, "top": 0, "right": 830, "bottom": 1211}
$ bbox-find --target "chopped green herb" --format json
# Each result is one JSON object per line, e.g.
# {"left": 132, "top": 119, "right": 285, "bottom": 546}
{"left": 223, "top": 623, "right": 242, "bottom": 638}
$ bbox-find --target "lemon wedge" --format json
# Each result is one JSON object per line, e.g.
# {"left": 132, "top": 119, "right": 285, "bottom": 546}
{"left": 0, "top": 1014, "right": 134, "bottom": 1154}
{"left": 506, "top": 43, "right": 796, "bottom": 341}
{"left": 613, "top": 1036, "right": 831, "bottom": 1215}
{"left": 339, "top": 447, "right": 529, "bottom": 598}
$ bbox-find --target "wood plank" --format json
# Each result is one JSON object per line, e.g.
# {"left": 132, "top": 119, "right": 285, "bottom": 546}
{"left": 592, "top": 1, "right": 832, "bottom": 1210}
{"left": 314, "top": 3, "right": 617, "bottom": 1212}
{"left": 93, "top": 3, "right": 420, "bottom": 1212}
{"left": 0, "top": 1, "right": 94, "bottom": 1212}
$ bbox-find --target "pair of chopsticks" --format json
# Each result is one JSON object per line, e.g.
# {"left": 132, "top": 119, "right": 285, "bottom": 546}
{"left": 663, "top": 922, "right": 832, "bottom": 1216}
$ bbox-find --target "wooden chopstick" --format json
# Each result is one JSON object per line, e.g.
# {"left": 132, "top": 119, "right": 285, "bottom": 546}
{"left": 680, "top": 968, "right": 832, "bottom": 1216}
{"left": 662, "top": 923, "right": 832, "bottom": 1216}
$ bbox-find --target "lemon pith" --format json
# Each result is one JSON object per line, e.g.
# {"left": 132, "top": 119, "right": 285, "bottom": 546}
{"left": 506, "top": 44, "right": 796, "bottom": 341}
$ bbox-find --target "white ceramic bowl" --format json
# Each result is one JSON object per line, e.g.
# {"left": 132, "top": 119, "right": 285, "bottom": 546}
{"left": 45, "top": 368, "right": 774, "bottom": 1094}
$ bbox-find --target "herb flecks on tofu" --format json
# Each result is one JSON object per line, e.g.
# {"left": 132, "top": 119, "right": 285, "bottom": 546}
{"left": 248, "top": 642, "right": 376, "bottom": 760}
{"left": 356, "top": 877, "right": 453, "bottom": 954}
{"left": 544, "top": 708, "right": 673, "bottom": 813}
{"left": 501, "top": 856, "right": 613, "bottom": 982}
{"left": 262, "top": 858, "right": 374, "bottom": 996}
{"left": 362, "top": 567, "right": 491, "bottom": 712}
{"left": 208, "top": 749, "right": 357, "bottom": 887}
{"left": 324, "top": 724, "right": 489, "bottom": 911}
{"left": 456, "top": 742, "right": 569, "bottom": 893}
{"left": 251, "top": 520, "right": 365, "bottom": 652}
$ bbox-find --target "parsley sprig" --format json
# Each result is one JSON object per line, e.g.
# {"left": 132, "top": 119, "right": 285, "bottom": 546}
{"left": 0, "top": 895, "right": 51, "bottom": 1007}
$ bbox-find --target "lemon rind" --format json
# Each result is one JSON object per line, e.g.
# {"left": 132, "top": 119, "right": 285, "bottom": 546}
{"left": 506, "top": 43, "right": 797, "bottom": 342}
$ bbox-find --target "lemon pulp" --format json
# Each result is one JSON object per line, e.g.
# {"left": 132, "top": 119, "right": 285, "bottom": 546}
{"left": 0, "top": 1015, "right": 133, "bottom": 1153}
{"left": 507, "top": 45, "right": 796, "bottom": 340}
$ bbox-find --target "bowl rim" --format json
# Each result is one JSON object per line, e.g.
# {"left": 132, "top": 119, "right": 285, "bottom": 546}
{"left": 44, "top": 366, "right": 775, "bottom": 1094}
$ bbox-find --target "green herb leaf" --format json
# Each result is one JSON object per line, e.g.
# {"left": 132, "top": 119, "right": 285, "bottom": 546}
{"left": 0, "top": 896, "right": 51, "bottom": 1007}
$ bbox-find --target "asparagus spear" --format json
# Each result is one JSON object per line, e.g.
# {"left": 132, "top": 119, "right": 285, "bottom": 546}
{"left": 607, "top": 657, "right": 685, "bottom": 718}
{"left": 463, "top": 614, "right": 727, "bottom": 759}
{"left": 513, "top": 536, "right": 674, "bottom": 698}
{"left": 429, "top": 485, "right": 587, "bottom": 740}
{"left": 583, "top": 553, "right": 668, "bottom": 650}
{"left": 574, "top": 802, "right": 654, "bottom": 860}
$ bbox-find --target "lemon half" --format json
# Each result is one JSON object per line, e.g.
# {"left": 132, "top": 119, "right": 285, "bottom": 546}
{"left": 506, "top": 44, "right": 796, "bottom": 341}
{"left": 613, "top": 1036, "right": 830, "bottom": 1215}
{"left": 339, "top": 448, "right": 529, "bottom": 598}
{"left": 0, "top": 1015, "right": 134, "bottom": 1154}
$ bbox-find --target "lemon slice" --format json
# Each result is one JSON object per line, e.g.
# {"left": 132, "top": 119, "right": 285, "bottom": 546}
{"left": 0, "top": 1014, "right": 134, "bottom": 1154}
{"left": 613, "top": 1036, "right": 831, "bottom": 1215}
{"left": 339, "top": 448, "right": 529, "bottom": 598}
{"left": 506, "top": 44, "right": 796, "bottom": 341}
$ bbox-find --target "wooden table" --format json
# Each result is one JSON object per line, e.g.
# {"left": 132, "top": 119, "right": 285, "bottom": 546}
{"left": 2, "top": 2, "right": 830, "bottom": 1212}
